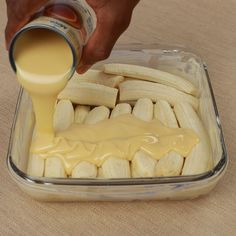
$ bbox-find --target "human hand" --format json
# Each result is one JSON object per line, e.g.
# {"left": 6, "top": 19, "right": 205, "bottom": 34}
{"left": 5, "top": 0, "right": 140, "bottom": 73}
{"left": 77, "top": 0, "right": 139, "bottom": 73}
{"left": 5, "top": 0, "right": 50, "bottom": 48}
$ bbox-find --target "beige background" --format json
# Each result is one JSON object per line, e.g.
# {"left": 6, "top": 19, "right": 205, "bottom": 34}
{"left": 1, "top": 0, "right": 236, "bottom": 235}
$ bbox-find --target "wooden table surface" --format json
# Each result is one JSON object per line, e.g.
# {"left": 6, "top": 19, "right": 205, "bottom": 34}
{"left": 1, "top": 1, "right": 236, "bottom": 235}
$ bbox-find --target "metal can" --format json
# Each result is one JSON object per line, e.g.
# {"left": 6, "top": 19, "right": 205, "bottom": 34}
{"left": 9, "top": 0, "right": 97, "bottom": 76}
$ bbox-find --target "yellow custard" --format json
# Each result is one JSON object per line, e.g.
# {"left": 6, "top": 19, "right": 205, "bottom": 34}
{"left": 31, "top": 114, "right": 198, "bottom": 174}
{"left": 14, "top": 28, "right": 199, "bottom": 176}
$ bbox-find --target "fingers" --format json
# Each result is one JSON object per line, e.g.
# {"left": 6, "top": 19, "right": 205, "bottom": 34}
{"left": 5, "top": 18, "right": 30, "bottom": 49}
{"left": 5, "top": 0, "right": 29, "bottom": 48}
{"left": 77, "top": 0, "right": 139, "bottom": 73}
{"left": 77, "top": 20, "right": 125, "bottom": 74}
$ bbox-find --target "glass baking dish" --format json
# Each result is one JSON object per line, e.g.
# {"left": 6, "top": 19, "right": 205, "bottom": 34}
{"left": 6, "top": 44, "right": 228, "bottom": 201}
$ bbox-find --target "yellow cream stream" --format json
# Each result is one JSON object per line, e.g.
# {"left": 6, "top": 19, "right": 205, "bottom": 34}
{"left": 14, "top": 29, "right": 199, "bottom": 176}
{"left": 14, "top": 29, "right": 73, "bottom": 146}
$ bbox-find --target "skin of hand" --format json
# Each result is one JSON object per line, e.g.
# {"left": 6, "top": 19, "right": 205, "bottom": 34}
{"left": 5, "top": 0, "right": 140, "bottom": 73}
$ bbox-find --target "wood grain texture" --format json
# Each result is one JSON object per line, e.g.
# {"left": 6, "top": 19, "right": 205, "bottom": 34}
{"left": 0, "top": 0, "right": 236, "bottom": 235}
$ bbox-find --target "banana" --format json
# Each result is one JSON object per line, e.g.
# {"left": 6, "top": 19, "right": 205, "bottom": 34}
{"left": 132, "top": 98, "right": 153, "bottom": 121}
{"left": 131, "top": 150, "right": 157, "bottom": 177}
{"left": 71, "top": 69, "right": 124, "bottom": 88}
{"left": 53, "top": 99, "right": 74, "bottom": 132}
{"left": 44, "top": 157, "right": 66, "bottom": 178}
{"left": 119, "top": 80, "right": 199, "bottom": 110}
{"left": 71, "top": 161, "right": 97, "bottom": 178}
{"left": 74, "top": 105, "right": 111, "bottom": 177}
{"left": 98, "top": 167, "right": 104, "bottom": 178}
{"left": 154, "top": 100, "right": 178, "bottom": 128}
{"left": 154, "top": 99, "right": 184, "bottom": 176}
{"left": 101, "top": 156, "right": 131, "bottom": 178}
{"left": 155, "top": 151, "right": 184, "bottom": 176}
{"left": 84, "top": 106, "right": 110, "bottom": 125}
{"left": 117, "top": 100, "right": 136, "bottom": 106}
{"left": 58, "top": 82, "right": 118, "bottom": 108}
{"left": 103, "top": 63, "right": 197, "bottom": 95}
{"left": 27, "top": 154, "right": 45, "bottom": 177}
{"left": 174, "top": 102, "right": 213, "bottom": 175}
{"left": 131, "top": 98, "right": 156, "bottom": 177}
{"left": 82, "top": 105, "right": 110, "bottom": 176}
{"left": 74, "top": 105, "right": 90, "bottom": 124}
{"left": 110, "top": 103, "right": 132, "bottom": 118}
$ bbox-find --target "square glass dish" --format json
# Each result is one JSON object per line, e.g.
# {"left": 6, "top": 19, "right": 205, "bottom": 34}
{"left": 7, "top": 44, "right": 228, "bottom": 201}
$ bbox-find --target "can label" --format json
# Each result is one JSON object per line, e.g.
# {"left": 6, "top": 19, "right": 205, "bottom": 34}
{"left": 42, "top": 0, "right": 97, "bottom": 43}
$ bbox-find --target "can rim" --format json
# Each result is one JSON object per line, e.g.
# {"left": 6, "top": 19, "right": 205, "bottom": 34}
{"left": 8, "top": 25, "right": 78, "bottom": 79}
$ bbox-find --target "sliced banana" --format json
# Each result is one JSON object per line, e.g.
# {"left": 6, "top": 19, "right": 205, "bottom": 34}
{"left": 97, "top": 167, "right": 104, "bottom": 178}
{"left": 154, "top": 99, "right": 184, "bottom": 176}
{"left": 44, "top": 157, "right": 66, "bottom": 178}
{"left": 27, "top": 154, "right": 45, "bottom": 177}
{"left": 132, "top": 98, "right": 153, "bottom": 121}
{"left": 101, "top": 157, "right": 131, "bottom": 178}
{"left": 74, "top": 105, "right": 90, "bottom": 124}
{"left": 110, "top": 103, "right": 132, "bottom": 118}
{"left": 104, "top": 63, "right": 197, "bottom": 95}
{"left": 71, "top": 161, "right": 97, "bottom": 178}
{"left": 154, "top": 100, "right": 178, "bottom": 128}
{"left": 174, "top": 102, "right": 213, "bottom": 175}
{"left": 58, "top": 82, "right": 118, "bottom": 108}
{"left": 132, "top": 150, "right": 157, "bottom": 177}
{"left": 84, "top": 106, "right": 110, "bottom": 125}
{"left": 119, "top": 80, "right": 199, "bottom": 110}
{"left": 53, "top": 99, "right": 74, "bottom": 132}
{"left": 155, "top": 151, "right": 184, "bottom": 176}
{"left": 70, "top": 69, "right": 124, "bottom": 88}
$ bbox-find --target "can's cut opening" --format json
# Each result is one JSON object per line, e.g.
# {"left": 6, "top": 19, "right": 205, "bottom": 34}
{"left": 9, "top": 26, "right": 78, "bottom": 80}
